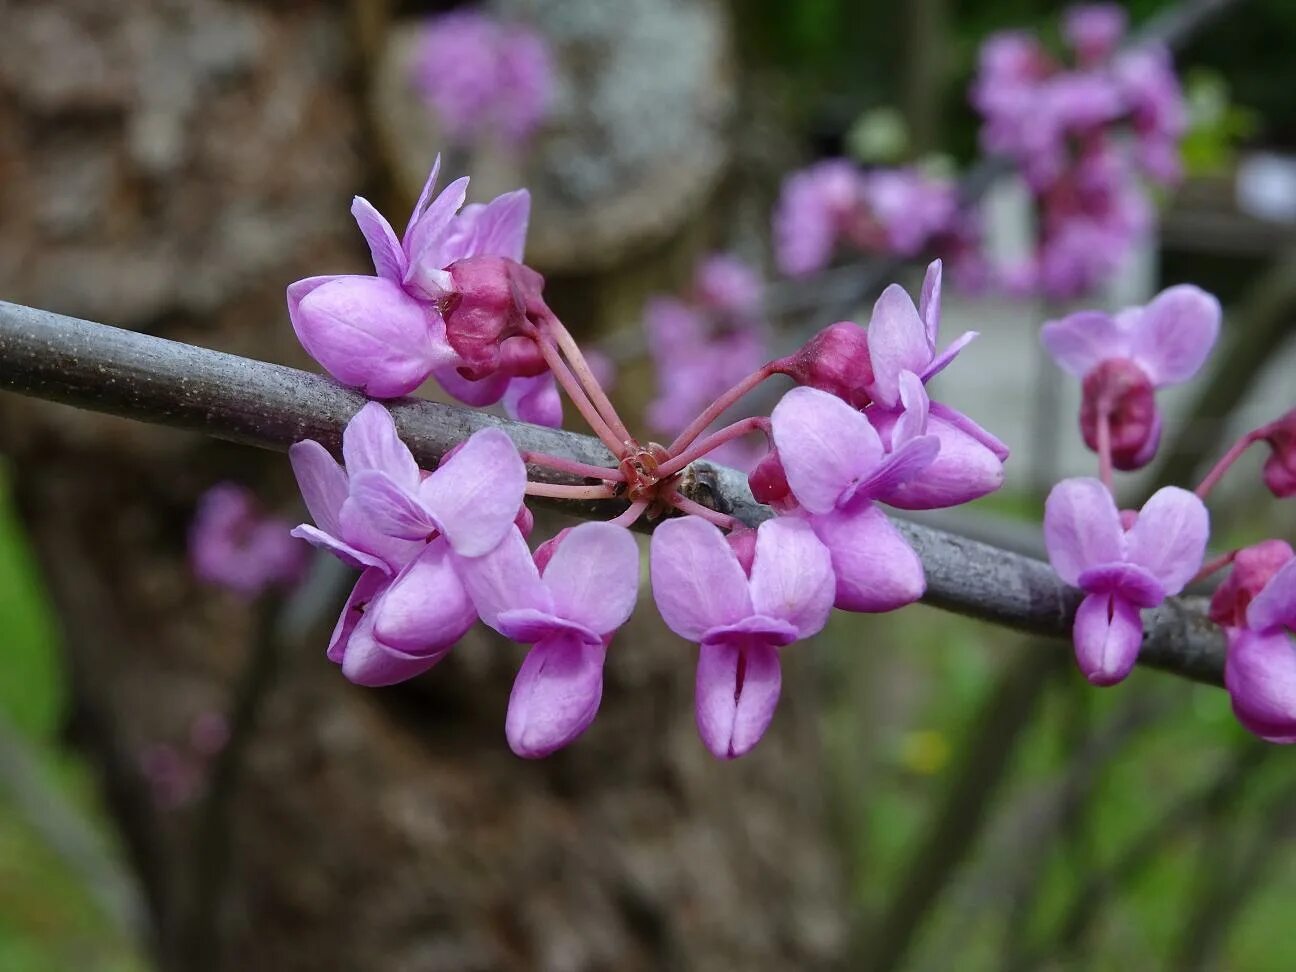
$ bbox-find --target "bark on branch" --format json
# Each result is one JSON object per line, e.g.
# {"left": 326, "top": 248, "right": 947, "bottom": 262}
{"left": 0, "top": 300, "right": 1227, "bottom": 684}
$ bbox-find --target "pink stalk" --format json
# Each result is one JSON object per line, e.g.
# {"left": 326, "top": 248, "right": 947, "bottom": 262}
{"left": 657, "top": 416, "right": 771, "bottom": 478}
{"left": 1195, "top": 430, "right": 1262, "bottom": 500}
{"left": 1191, "top": 548, "right": 1238, "bottom": 585}
{"left": 522, "top": 451, "right": 624, "bottom": 482}
{"left": 666, "top": 491, "right": 736, "bottom": 530}
{"left": 606, "top": 499, "right": 649, "bottom": 529}
{"left": 541, "top": 314, "right": 633, "bottom": 447}
{"left": 1096, "top": 407, "right": 1114, "bottom": 494}
{"left": 524, "top": 481, "right": 618, "bottom": 500}
{"left": 536, "top": 337, "right": 628, "bottom": 458}
{"left": 667, "top": 362, "right": 778, "bottom": 455}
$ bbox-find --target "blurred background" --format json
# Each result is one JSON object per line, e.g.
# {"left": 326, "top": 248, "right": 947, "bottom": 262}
{"left": 2, "top": 0, "right": 1296, "bottom": 969}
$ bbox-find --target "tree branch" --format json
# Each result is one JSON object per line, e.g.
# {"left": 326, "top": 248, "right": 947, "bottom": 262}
{"left": 0, "top": 300, "right": 1227, "bottom": 684}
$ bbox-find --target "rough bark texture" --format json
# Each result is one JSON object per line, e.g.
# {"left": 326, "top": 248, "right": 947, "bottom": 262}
{"left": 0, "top": 2, "right": 846, "bottom": 970}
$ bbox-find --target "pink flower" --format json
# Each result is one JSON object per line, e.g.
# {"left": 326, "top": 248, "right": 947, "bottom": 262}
{"left": 189, "top": 483, "right": 308, "bottom": 597}
{"left": 457, "top": 522, "right": 639, "bottom": 757}
{"left": 1044, "top": 478, "right": 1209, "bottom": 685}
{"left": 288, "top": 158, "right": 533, "bottom": 399}
{"left": 773, "top": 160, "right": 868, "bottom": 277}
{"left": 1042, "top": 284, "right": 1221, "bottom": 469}
{"left": 770, "top": 385, "right": 934, "bottom": 612}
{"left": 650, "top": 516, "right": 834, "bottom": 759}
{"left": 289, "top": 403, "right": 525, "bottom": 686}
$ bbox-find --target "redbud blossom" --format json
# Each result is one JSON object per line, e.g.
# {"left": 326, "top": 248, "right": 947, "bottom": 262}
{"left": 1259, "top": 408, "right": 1296, "bottom": 498}
{"left": 189, "top": 484, "right": 307, "bottom": 597}
{"left": 1209, "top": 540, "right": 1294, "bottom": 629}
{"left": 1219, "top": 557, "right": 1296, "bottom": 743}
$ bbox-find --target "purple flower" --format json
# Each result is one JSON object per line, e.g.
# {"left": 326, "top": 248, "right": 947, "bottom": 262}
{"left": 862, "top": 168, "right": 962, "bottom": 258}
{"left": 770, "top": 384, "right": 934, "bottom": 612}
{"left": 773, "top": 160, "right": 868, "bottom": 277}
{"left": 693, "top": 253, "right": 764, "bottom": 319}
{"left": 1259, "top": 409, "right": 1296, "bottom": 498}
{"left": 288, "top": 158, "right": 532, "bottom": 399}
{"left": 1114, "top": 45, "right": 1188, "bottom": 186}
{"left": 457, "top": 522, "right": 640, "bottom": 757}
{"left": 412, "top": 11, "right": 554, "bottom": 147}
{"left": 1045, "top": 478, "right": 1209, "bottom": 685}
{"left": 189, "top": 484, "right": 308, "bottom": 597}
{"left": 288, "top": 402, "right": 525, "bottom": 686}
{"left": 650, "top": 516, "right": 834, "bottom": 759}
{"left": 1063, "top": 4, "right": 1127, "bottom": 65}
{"left": 1042, "top": 284, "right": 1221, "bottom": 470}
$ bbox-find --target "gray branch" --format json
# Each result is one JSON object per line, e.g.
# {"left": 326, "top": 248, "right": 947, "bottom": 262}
{"left": 0, "top": 300, "right": 1226, "bottom": 685}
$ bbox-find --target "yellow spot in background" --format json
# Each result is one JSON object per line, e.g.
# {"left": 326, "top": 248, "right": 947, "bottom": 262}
{"left": 900, "top": 729, "right": 950, "bottom": 775}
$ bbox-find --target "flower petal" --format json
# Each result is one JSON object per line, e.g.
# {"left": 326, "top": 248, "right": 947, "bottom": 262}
{"left": 1044, "top": 478, "right": 1126, "bottom": 585}
{"left": 748, "top": 517, "right": 835, "bottom": 638}
{"left": 348, "top": 470, "right": 437, "bottom": 541}
{"left": 541, "top": 522, "right": 640, "bottom": 635}
{"left": 1073, "top": 591, "right": 1143, "bottom": 686}
{"left": 919, "top": 259, "right": 942, "bottom": 348}
{"left": 290, "top": 523, "right": 389, "bottom": 573}
{"left": 649, "top": 516, "right": 753, "bottom": 641}
{"left": 441, "top": 189, "right": 531, "bottom": 265}
{"left": 1129, "top": 284, "right": 1221, "bottom": 386}
{"left": 809, "top": 505, "right": 925, "bottom": 612}
{"left": 289, "top": 439, "right": 348, "bottom": 537}
{"left": 420, "top": 428, "right": 526, "bottom": 557}
{"left": 929, "top": 401, "right": 1010, "bottom": 461}
{"left": 506, "top": 633, "right": 606, "bottom": 758}
{"left": 844, "top": 433, "right": 941, "bottom": 507}
{"left": 1225, "top": 629, "right": 1296, "bottom": 743}
{"left": 771, "top": 386, "right": 885, "bottom": 515}
{"left": 1076, "top": 563, "right": 1165, "bottom": 607}
{"left": 869, "top": 408, "right": 1001, "bottom": 510}
{"left": 456, "top": 526, "right": 549, "bottom": 630}
{"left": 503, "top": 373, "right": 563, "bottom": 428}
{"left": 403, "top": 176, "right": 471, "bottom": 299}
{"left": 1247, "top": 559, "right": 1296, "bottom": 634}
{"left": 695, "top": 641, "right": 782, "bottom": 759}
{"left": 341, "top": 402, "right": 421, "bottom": 489}
{"left": 495, "top": 608, "right": 596, "bottom": 646}
{"left": 1125, "top": 486, "right": 1209, "bottom": 595}
{"left": 371, "top": 539, "right": 477, "bottom": 652}
{"left": 891, "top": 370, "right": 930, "bottom": 447}
{"left": 921, "top": 330, "right": 978, "bottom": 384}
{"left": 1040, "top": 310, "right": 1129, "bottom": 377}
{"left": 340, "top": 609, "right": 449, "bottom": 687}
{"left": 351, "top": 195, "right": 406, "bottom": 283}
{"left": 328, "top": 568, "right": 389, "bottom": 663}
{"left": 867, "top": 284, "right": 931, "bottom": 407}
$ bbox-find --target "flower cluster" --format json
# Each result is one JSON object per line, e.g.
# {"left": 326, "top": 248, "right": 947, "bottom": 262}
{"left": 644, "top": 253, "right": 768, "bottom": 469}
{"left": 189, "top": 483, "right": 308, "bottom": 597}
{"left": 411, "top": 10, "right": 554, "bottom": 148}
{"left": 971, "top": 4, "right": 1187, "bottom": 298}
{"left": 773, "top": 161, "right": 981, "bottom": 283}
{"left": 284, "top": 159, "right": 1009, "bottom": 759}
{"left": 1041, "top": 283, "right": 1296, "bottom": 741}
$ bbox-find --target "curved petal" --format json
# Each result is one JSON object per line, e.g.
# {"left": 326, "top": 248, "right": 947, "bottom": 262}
{"left": 420, "top": 427, "right": 526, "bottom": 557}
{"left": 866, "top": 284, "right": 931, "bottom": 407}
{"left": 1040, "top": 310, "right": 1128, "bottom": 377}
{"left": 695, "top": 641, "right": 782, "bottom": 760}
{"left": 809, "top": 505, "right": 925, "bottom": 612}
{"left": 403, "top": 175, "right": 471, "bottom": 299}
{"left": 432, "top": 362, "right": 511, "bottom": 407}
{"left": 1044, "top": 478, "right": 1126, "bottom": 585}
{"left": 929, "top": 401, "right": 1010, "bottom": 462}
{"left": 703, "top": 615, "right": 799, "bottom": 649}
{"left": 441, "top": 189, "right": 531, "bottom": 264}
{"left": 336, "top": 497, "right": 423, "bottom": 573}
{"left": 1076, "top": 563, "right": 1165, "bottom": 607}
{"left": 891, "top": 370, "right": 930, "bottom": 447}
{"left": 921, "top": 330, "right": 977, "bottom": 384}
{"left": 495, "top": 608, "right": 596, "bottom": 646}
{"left": 1129, "top": 284, "right": 1221, "bottom": 386}
{"left": 289, "top": 439, "right": 347, "bottom": 536}
{"left": 541, "top": 522, "right": 640, "bottom": 635}
{"left": 350, "top": 196, "right": 406, "bottom": 283}
{"left": 1125, "top": 486, "right": 1209, "bottom": 595}
{"left": 649, "top": 516, "right": 753, "bottom": 641}
{"left": 328, "top": 568, "right": 390, "bottom": 663}
{"left": 503, "top": 373, "right": 563, "bottom": 428}
{"left": 290, "top": 523, "right": 389, "bottom": 573}
{"left": 341, "top": 402, "right": 420, "bottom": 489}
{"left": 1247, "top": 559, "right": 1296, "bottom": 634}
{"left": 291, "top": 276, "right": 436, "bottom": 398}
{"left": 348, "top": 470, "right": 437, "bottom": 541}
{"left": 403, "top": 155, "right": 442, "bottom": 239}
{"left": 771, "top": 386, "right": 884, "bottom": 515}
{"left": 1073, "top": 591, "right": 1143, "bottom": 686}
{"left": 1225, "top": 630, "right": 1296, "bottom": 743}
{"left": 872, "top": 411, "right": 1002, "bottom": 510}
{"left": 844, "top": 433, "right": 941, "bottom": 508}
{"left": 748, "top": 518, "right": 835, "bottom": 638}
{"left": 455, "top": 527, "right": 548, "bottom": 631}
{"left": 506, "top": 634, "right": 606, "bottom": 758}
{"left": 919, "top": 259, "right": 942, "bottom": 348}
{"left": 340, "top": 609, "right": 448, "bottom": 687}
{"left": 372, "top": 539, "right": 477, "bottom": 652}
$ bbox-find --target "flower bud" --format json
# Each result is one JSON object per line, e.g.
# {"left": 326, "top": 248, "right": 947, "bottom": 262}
{"left": 1079, "top": 357, "right": 1158, "bottom": 470}
{"left": 442, "top": 256, "right": 545, "bottom": 380}
{"left": 1209, "top": 540, "right": 1295, "bottom": 629}
{"left": 773, "top": 322, "right": 874, "bottom": 408}
{"left": 1261, "top": 409, "right": 1296, "bottom": 499}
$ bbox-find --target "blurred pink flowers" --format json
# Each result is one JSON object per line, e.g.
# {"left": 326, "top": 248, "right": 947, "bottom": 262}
{"left": 189, "top": 483, "right": 307, "bottom": 597}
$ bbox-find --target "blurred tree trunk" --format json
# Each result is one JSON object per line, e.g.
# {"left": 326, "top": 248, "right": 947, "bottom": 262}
{"left": 0, "top": 1, "right": 846, "bottom": 970}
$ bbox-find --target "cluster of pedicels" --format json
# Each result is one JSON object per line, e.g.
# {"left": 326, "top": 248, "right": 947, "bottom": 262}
{"left": 772, "top": 161, "right": 983, "bottom": 286}
{"left": 1040, "top": 286, "right": 1296, "bottom": 740}
{"left": 411, "top": 9, "right": 554, "bottom": 149}
{"left": 971, "top": 3, "right": 1186, "bottom": 298}
{"left": 280, "top": 158, "right": 1007, "bottom": 759}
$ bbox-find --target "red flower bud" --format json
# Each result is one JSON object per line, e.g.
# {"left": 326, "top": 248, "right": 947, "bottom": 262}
{"left": 748, "top": 447, "right": 798, "bottom": 513}
{"left": 1209, "top": 540, "right": 1295, "bottom": 628}
{"left": 443, "top": 256, "right": 545, "bottom": 380}
{"left": 1079, "top": 358, "right": 1158, "bottom": 470}
{"left": 1261, "top": 409, "right": 1296, "bottom": 499}
{"left": 773, "top": 322, "right": 874, "bottom": 408}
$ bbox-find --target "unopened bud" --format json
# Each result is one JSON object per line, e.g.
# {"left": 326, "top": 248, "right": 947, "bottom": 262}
{"left": 443, "top": 256, "right": 545, "bottom": 380}
{"left": 773, "top": 322, "right": 874, "bottom": 408}
{"left": 748, "top": 448, "right": 798, "bottom": 513}
{"left": 1261, "top": 409, "right": 1296, "bottom": 499}
{"left": 1079, "top": 358, "right": 1158, "bottom": 470}
{"left": 1210, "top": 540, "right": 1295, "bottom": 628}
